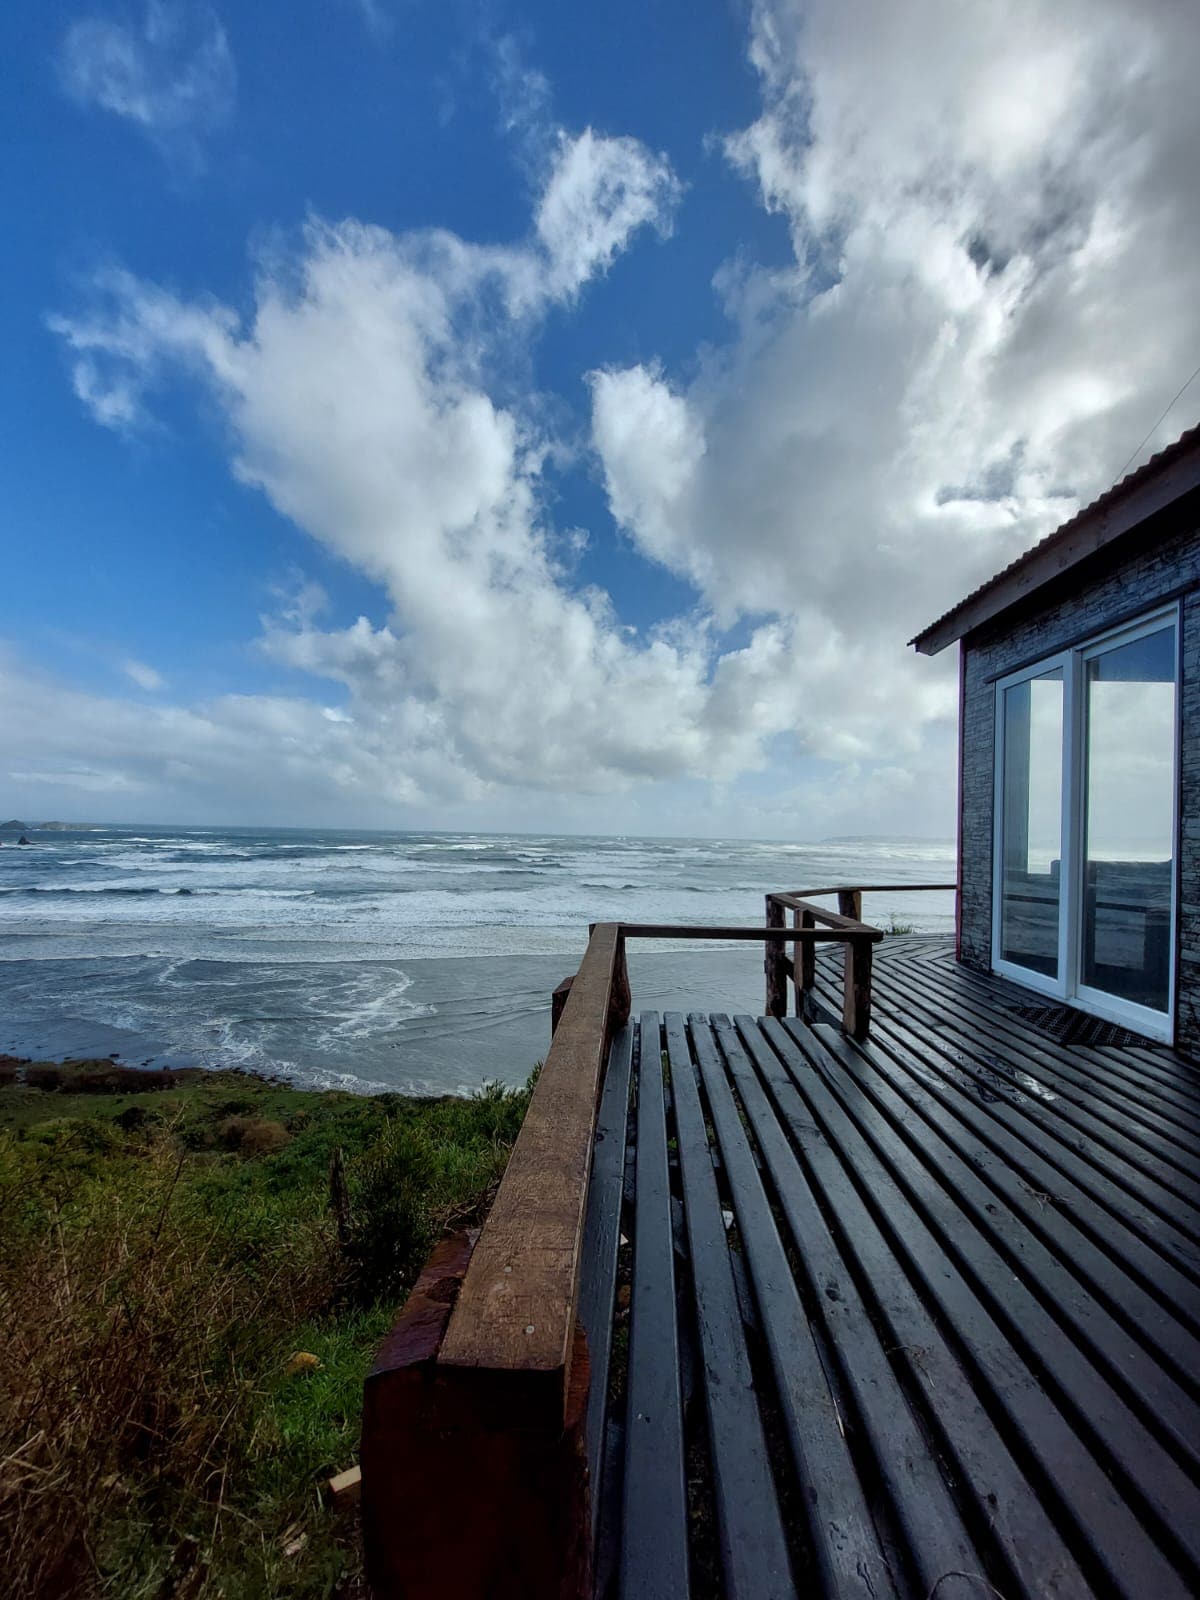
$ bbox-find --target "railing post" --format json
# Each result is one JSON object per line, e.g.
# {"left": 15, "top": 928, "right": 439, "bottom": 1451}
{"left": 843, "top": 934, "right": 873, "bottom": 1042}
{"left": 765, "top": 896, "right": 788, "bottom": 1017}
{"left": 609, "top": 932, "right": 631, "bottom": 1039}
{"left": 798, "top": 908, "right": 816, "bottom": 1014}
{"left": 837, "top": 888, "right": 863, "bottom": 922}
{"left": 551, "top": 976, "right": 574, "bottom": 1035}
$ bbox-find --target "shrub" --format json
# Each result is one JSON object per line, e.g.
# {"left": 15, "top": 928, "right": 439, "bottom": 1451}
{"left": 217, "top": 1115, "right": 291, "bottom": 1155}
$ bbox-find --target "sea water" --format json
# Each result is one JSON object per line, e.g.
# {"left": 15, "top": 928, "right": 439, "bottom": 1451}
{"left": 0, "top": 827, "right": 955, "bottom": 1094}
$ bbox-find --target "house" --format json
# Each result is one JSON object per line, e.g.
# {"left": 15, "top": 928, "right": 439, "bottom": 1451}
{"left": 912, "top": 423, "right": 1200, "bottom": 1049}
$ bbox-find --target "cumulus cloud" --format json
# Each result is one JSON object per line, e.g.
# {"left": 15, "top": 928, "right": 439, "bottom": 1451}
{"left": 593, "top": 0, "right": 1200, "bottom": 703}
{"left": 43, "top": 0, "right": 1200, "bottom": 829}
{"left": 59, "top": 2, "right": 234, "bottom": 164}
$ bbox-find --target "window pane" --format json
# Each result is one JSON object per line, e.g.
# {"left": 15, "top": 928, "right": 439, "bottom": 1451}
{"left": 1000, "top": 668, "right": 1063, "bottom": 977}
{"left": 1082, "top": 625, "right": 1175, "bottom": 1013}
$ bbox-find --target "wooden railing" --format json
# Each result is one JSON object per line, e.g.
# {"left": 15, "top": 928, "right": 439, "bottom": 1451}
{"left": 767, "top": 884, "right": 957, "bottom": 1035}
{"left": 362, "top": 909, "right": 913, "bottom": 1598}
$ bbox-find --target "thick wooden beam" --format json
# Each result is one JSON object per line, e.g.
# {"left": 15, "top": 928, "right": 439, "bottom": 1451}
{"left": 440, "top": 921, "right": 620, "bottom": 1383}
{"left": 362, "top": 1230, "right": 479, "bottom": 1594}
{"left": 843, "top": 935, "right": 874, "bottom": 1041}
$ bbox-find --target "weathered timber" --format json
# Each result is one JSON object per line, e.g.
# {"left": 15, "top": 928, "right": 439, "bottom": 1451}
{"left": 442, "top": 921, "right": 624, "bottom": 1379}
{"left": 621, "top": 1014, "right": 690, "bottom": 1598}
{"left": 361, "top": 1229, "right": 478, "bottom": 1594}
{"left": 552, "top": 974, "right": 574, "bottom": 1035}
{"left": 621, "top": 921, "right": 875, "bottom": 941}
{"left": 842, "top": 933, "right": 874, "bottom": 1041}
{"left": 664, "top": 1014, "right": 795, "bottom": 1598}
{"left": 837, "top": 888, "right": 863, "bottom": 921}
{"left": 578, "top": 1022, "right": 634, "bottom": 1519}
{"left": 765, "top": 895, "right": 788, "bottom": 1018}
{"left": 798, "top": 908, "right": 816, "bottom": 1000}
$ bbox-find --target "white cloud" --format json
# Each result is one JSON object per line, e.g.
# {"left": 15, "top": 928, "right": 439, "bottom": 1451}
{"left": 594, "top": 0, "right": 1200, "bottom": 642}
{"left": 535, "top": 130, "right": 681, "bottom": 300}
{"left": 40, "top": 0, "right": 1200, "bottom": 833}
{"left": 122, "top": 658, "right": 166, "bottom": 691}
{"left": 59, "top": 2, "right": 234, "bottom": 164}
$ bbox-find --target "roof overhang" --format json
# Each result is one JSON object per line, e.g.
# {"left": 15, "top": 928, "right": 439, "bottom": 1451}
{"left": 911, "top": 425, "right": 1200, "bottom": 656}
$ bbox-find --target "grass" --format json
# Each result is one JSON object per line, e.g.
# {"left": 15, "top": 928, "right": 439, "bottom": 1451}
{"left": 0, "top": 1056, "right": 533, "bottom": 1599}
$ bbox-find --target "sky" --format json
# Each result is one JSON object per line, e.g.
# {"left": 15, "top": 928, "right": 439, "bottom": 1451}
{"left": 2, "top": 0, "right": 1198, "bottom": 839}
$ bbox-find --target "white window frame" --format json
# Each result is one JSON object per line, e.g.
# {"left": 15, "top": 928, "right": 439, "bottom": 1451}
{"left": 991, "top": 603, "right": 1180, "bottom": 1042}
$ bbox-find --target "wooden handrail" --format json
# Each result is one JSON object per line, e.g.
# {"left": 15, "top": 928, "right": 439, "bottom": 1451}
{"left": 362, "top": 905, "right": 911, "bottom": 1596}
{"left": 362, "top": 922, "right": 628, "bottom": 1600}
{"left": 765, "top": 883, "right": 956, "bottom": 1038}
{"left": 440, "top": 922, "right": 627, "bottom": 1384}
{"left": 780, "top": 883, "right": 959, "bottom": 897}
{"left": 618, "top": 920, "right": 880, "bottom": 940}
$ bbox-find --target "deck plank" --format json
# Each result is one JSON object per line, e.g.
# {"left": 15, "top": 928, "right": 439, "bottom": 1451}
{"left": 621, "top": 1014, "right": 689, "bottom": 1600}
{"left": 758, "top": 1014, "right": 1197, "bottom": 1598}
{"left": 579, "top": 1021, "right": 634, "bottom": 1515}
{"left": 877, "top": 949, "right": 1200, "bottom": 1166}
{"left": 663, "top": 1013, "right": 796, "bottom": 1600}
{"left": 589, "top": 939, "right": 1200, "bottom": 1599}
{"left": 687, "top": 1016, "right": 899, "bottom": 1599}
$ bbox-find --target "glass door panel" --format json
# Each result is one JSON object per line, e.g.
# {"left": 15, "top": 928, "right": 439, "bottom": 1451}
{"left": 1080, "top": 624, "right": 1176, "bottom": 1015}
{"left": 999, "top": 668, "right": 1064, "bottom": 980}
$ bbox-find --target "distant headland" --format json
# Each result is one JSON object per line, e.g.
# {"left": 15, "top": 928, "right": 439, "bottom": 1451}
{"left": 0, "top": 819, "right": 99, "bottom": 832}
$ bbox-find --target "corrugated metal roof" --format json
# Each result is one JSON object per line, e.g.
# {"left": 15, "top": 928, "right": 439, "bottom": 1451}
{"left": 910, "top": 422, "right": 1200, "bottom": 651}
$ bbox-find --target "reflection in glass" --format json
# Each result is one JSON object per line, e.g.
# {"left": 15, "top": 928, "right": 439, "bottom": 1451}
{"left": 1082, "top": 625, "right": 1175, "bottom": 1013}
{"left": 1000, "top": 669, "right": 1063, "bottom": 977}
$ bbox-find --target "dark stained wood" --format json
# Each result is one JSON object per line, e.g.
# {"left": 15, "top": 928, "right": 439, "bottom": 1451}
{"left": 765, "top": 894, "right": 787, "bottom": 1017}
{"left": 842, "top": 933, "right": 873, "bottom": 1040}
{"left": 371, "top": 934, "right": 1200, "bottom": 1599}
{"left": 552, "top": 974, "right": 574, "bottom": 1035}
{"left": 578, "top": 1021, "right": 634, "bottom": 1517}
{"left": 622, "top": 1013, "right": 689, "bottom": 1599}
{"left": 765, "top": 896, "right": 877, "bottom": 931}
{"left": 781, "top": 882, "right": 958, "bottom": 897}
{"left": 836, "top": 888, "right": 863, "bottom": 922}
{"left": 663, "top": 1013, "right": 795, "bottom": 1599}
{"left": 609, "top": 936, "right": 631, "bottom": 1039}
{"left": 620, "top": 921, "right": 874, "bottom": 941}
{"left": 686, "top": 1016, "right": 899, "bottom": 1598}
{"left": 441, "top": 921, "right": 622, "bottom": 1381}
{"left": 797, "top": 907, "right": 815, "bottom": 999}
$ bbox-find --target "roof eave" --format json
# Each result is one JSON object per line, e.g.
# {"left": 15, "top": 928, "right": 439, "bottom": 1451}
{"left": 911, "top": 428, "right": 1200, "bottom": 656}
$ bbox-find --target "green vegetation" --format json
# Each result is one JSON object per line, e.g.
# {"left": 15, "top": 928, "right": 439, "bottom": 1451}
{"left": 882, "top": 918, "right": 915, "bottom": 935}
{"left": 0, "top": 1058, "right": 532, "bottom": 1599}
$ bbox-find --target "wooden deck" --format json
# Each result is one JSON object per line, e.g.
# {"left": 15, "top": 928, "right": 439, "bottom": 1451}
{"left": 582, "top": 936, "right": 1200, "bottom": 1599}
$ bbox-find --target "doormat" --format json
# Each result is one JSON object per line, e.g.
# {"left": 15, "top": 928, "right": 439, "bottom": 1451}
{"left": 1001, "top": 1001, "right": 1148, "bottom": 1049}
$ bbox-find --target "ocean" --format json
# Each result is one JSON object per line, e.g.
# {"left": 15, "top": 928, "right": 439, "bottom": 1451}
{"left": 0, "top": 827, "right": 955, "bottom": 1095}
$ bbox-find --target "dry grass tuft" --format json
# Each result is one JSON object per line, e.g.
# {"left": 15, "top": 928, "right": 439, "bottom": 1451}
{"left": 0, "top": 1131, "right": 335, "bottom": 1598}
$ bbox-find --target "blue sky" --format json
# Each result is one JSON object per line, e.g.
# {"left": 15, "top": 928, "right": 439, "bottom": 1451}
{"left": 3, "top": 0, "right": 1198, "bottom": 834}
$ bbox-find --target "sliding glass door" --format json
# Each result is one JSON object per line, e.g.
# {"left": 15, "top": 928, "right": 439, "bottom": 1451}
{"left": 992, "top": 609, "right": 1178, "bottom": 1039}
{"left": 997, "top": 667, "right": 1063, "bottom": 984}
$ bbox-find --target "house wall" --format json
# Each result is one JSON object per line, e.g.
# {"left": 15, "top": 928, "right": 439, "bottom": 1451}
{"left": 958, "top": 520, "right": 1200, "bottom": 1053}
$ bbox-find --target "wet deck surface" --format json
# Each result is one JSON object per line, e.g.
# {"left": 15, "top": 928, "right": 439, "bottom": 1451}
{"left": 581, "top": 936, "right": 1200, "bottom": 1599}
